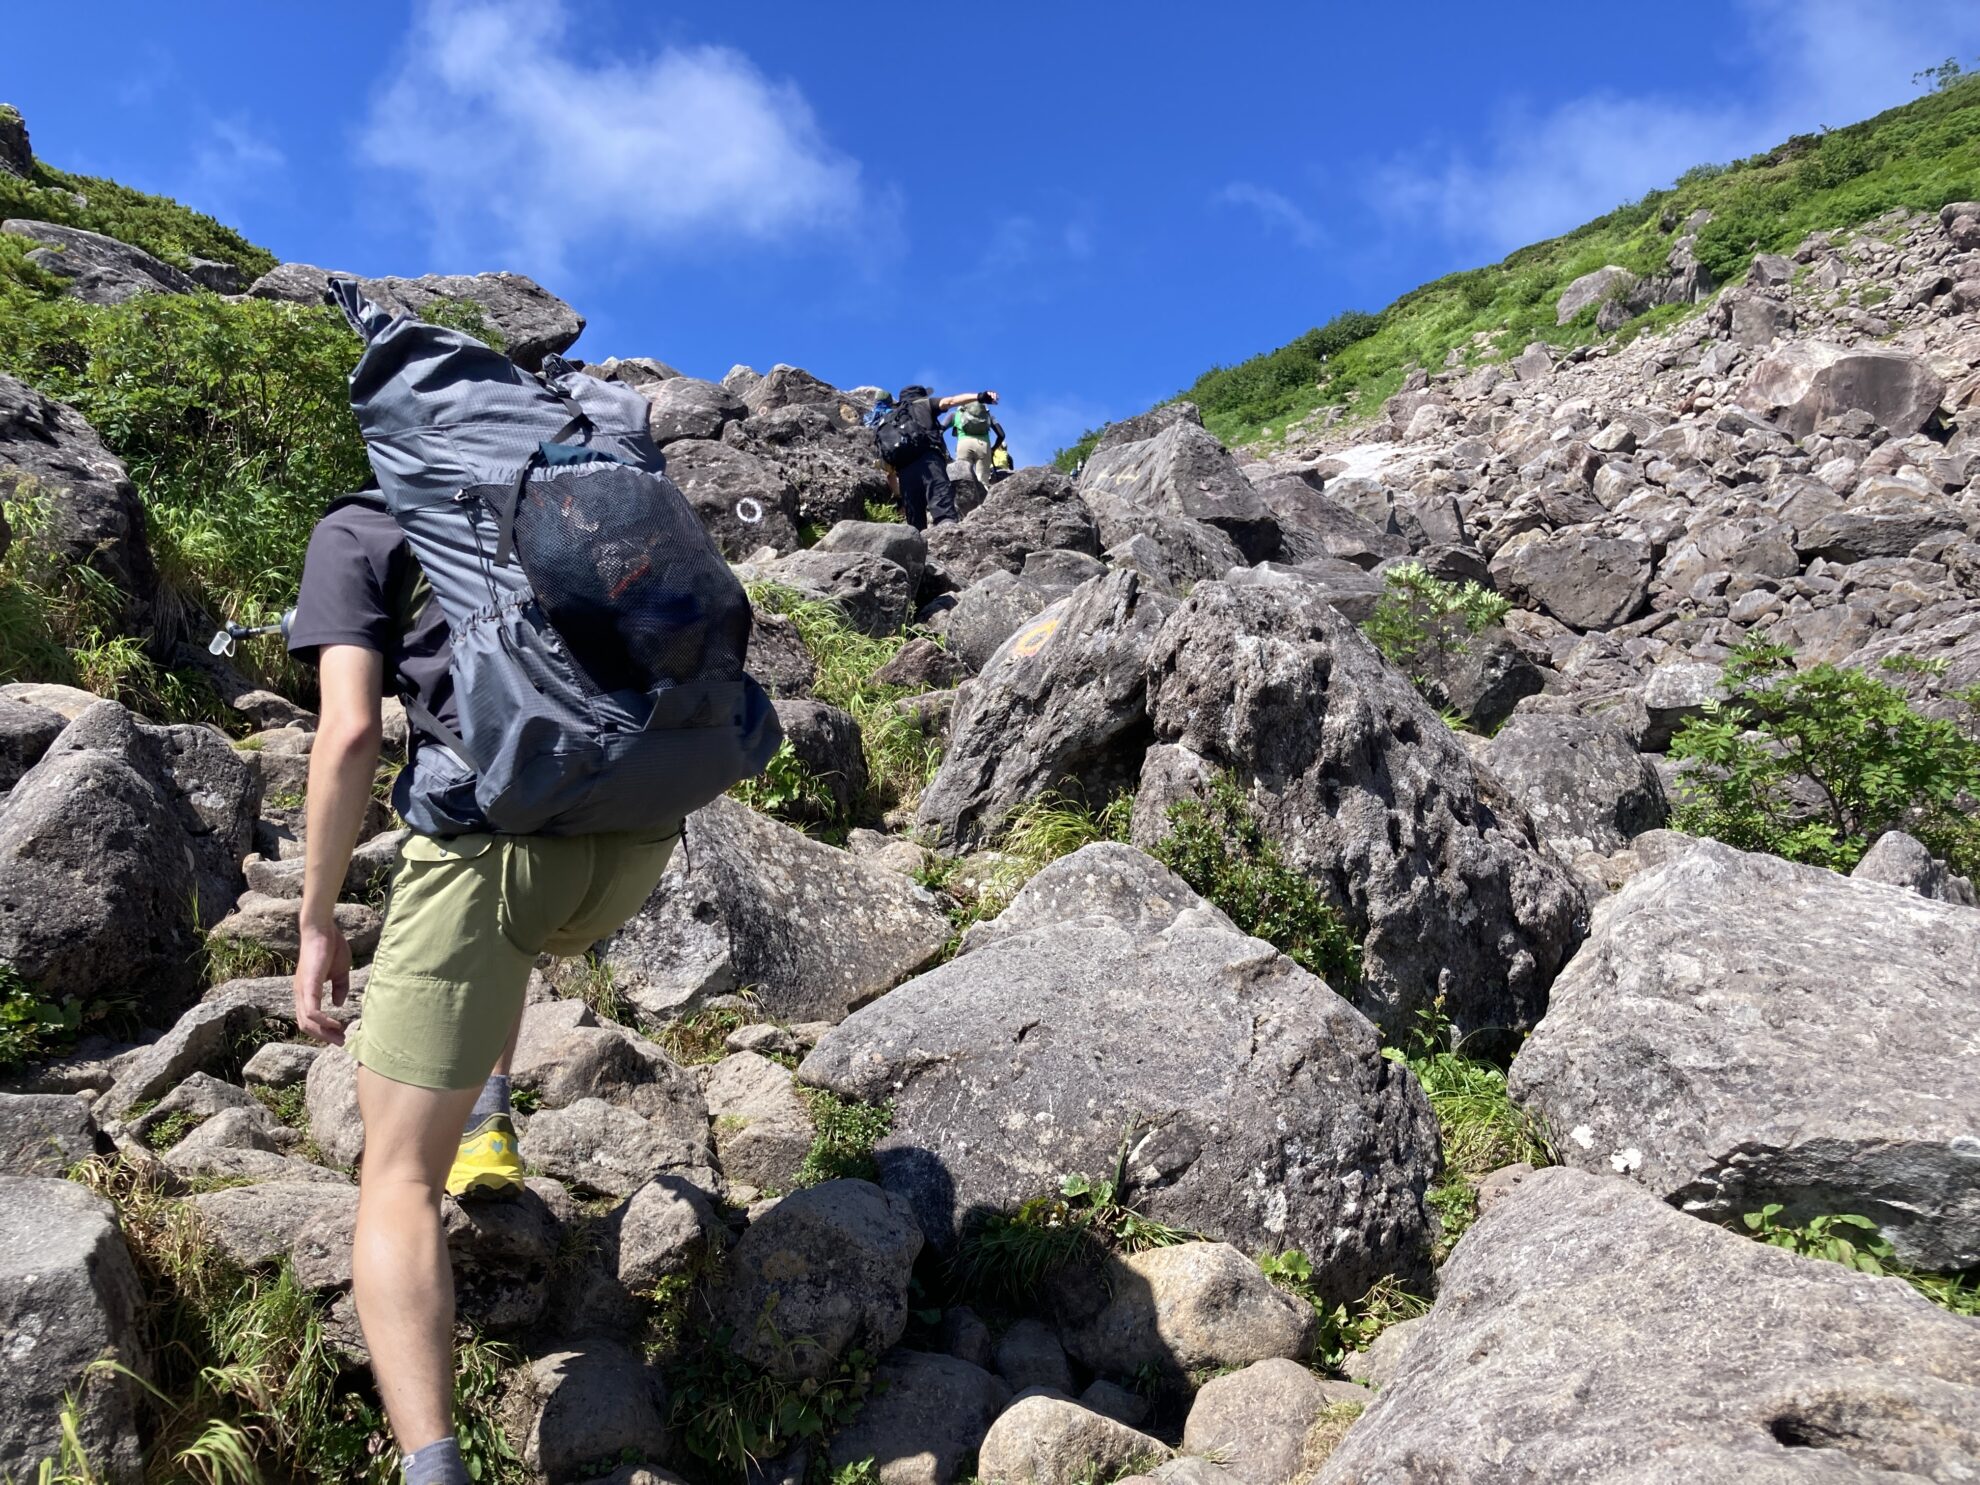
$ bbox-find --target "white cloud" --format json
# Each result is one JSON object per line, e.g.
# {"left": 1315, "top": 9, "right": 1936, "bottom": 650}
{"left": 1216, "top": 182, "right": 1325, "bottom": 248}
{"left": 1373, "top": 0, "right": 1980, "bottom": 256}
{"left": 360, "top": 0, "right": 867, "bottom": 275}
{"left": 182, "top": 117, "right": 286, "bottom": 221}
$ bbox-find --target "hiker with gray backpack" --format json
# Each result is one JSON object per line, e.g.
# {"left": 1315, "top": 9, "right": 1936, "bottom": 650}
{"left": 946, "top": 394, "right": 1006, "bottom": 490}
{"left": 289, "top": 281, "right": 780, "bottom": 1485}
{"left": 867, "top": 384, "right": 1000, "bottom": 528}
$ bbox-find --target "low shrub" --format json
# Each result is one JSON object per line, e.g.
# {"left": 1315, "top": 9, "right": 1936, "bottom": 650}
{"left": 1741, "top": 1204, "right": 1980, "bottom": 1317}
{"left": 953, "top": 1166, "right": 1193, "bottom": 1306}
{"left": 1670, "top": 639, "right": 1980, "bottom": 877}
{"left": 794, "top": 1089, "right": 894, "bottom": 1187}
{"left": 1151, "top": 773, "right": 1361, "bottom": 990}
{"left": 1360, "top": 562, "right": 1511, "bottom": 694}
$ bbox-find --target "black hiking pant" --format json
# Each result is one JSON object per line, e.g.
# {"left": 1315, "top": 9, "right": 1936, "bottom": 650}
{"left": 899, "top": 452, "right": 957, "bottom": 530}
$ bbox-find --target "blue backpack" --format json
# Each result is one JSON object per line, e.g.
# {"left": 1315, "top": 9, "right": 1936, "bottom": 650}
{"left": 328, "top": 278, "right": 780, "bottom": 837}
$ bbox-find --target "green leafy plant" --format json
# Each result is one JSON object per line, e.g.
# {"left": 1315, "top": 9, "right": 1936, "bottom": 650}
{"left": 1256, "top": 1249, "right": 1430, "bottom": 1368}
{"left": 1151, "top": 774, "right": 1361, "bottom": 989}
{"left": 922, "top": 790, "right": 1135, "bottom": 935}
{"left": 1670, "top": 638, "right": 1980, "bottom": 877}
{"left": 794, "top": 1090, "right": 894, "bottom": 1187}
{"left": 1360, "top": 562, "right": 1511, "bottom": 689}
{"left": 669, "top": 1310, "right": 880, "bottom": 1472}
{"left": 655, "top": 1003, "right": 758, "bottom": 1067}
{"left": 729, "top": 739, "right": 841, "bottom": 828}
{"left": 1741, "top": 1205, "right": 1980, "bottom": 1317}
{"left": 141, "top": 1110, "right": 205, "bottom": 1153}
{"left": 0, "top": 966, "right": 82, "bottom": 1075}
{"left": 954, "top": 1162, "right": 1193, "bottom": 1306}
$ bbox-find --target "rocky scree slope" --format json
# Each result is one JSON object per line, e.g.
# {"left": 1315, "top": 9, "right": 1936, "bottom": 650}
{"left": 3, "top": 98, "right": 1980, "bottom": 1485}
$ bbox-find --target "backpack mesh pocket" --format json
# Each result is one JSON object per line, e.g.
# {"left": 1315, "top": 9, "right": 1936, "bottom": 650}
{"left": 505, "top": 460, "right": 751, "bottom": 696}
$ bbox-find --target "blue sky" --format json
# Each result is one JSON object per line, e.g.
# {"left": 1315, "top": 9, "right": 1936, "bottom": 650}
{"left": 8, "top": 1, "right": 1979, "bottom": 458}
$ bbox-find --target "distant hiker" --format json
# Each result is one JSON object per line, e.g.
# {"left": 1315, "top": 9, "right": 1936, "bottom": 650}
{"left": 292, "top": 282, "right": 777, "bottom": 1485}
{"left": 871, "top": 384, "right": 999, "bottom": 529}
{"left": 991, "top": 442, "right": 1014, "bottom": 477}
{"left": 946, "top": 394, "right": 1005, "bottom": 490}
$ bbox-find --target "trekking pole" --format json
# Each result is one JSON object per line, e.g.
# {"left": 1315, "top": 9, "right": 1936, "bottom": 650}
{"left": 208, "top": 609, "right": 297, "bottom": 659}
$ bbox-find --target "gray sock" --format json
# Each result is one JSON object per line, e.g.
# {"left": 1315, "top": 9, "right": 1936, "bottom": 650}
{"left": 467, "top": 1073, "right": 510, "bottom": 1129}
{"left": 403, "top": 1436, "right": 467, "bottom": 1485}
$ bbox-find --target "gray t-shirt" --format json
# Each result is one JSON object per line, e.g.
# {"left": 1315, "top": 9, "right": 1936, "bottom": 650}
{"left": 288, "top": 494, "right": 459, "bottom": 742}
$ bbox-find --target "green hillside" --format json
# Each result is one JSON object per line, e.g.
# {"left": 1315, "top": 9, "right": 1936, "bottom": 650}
{"left": 1060, "top": 70, "right": 1980, "bottom": 466}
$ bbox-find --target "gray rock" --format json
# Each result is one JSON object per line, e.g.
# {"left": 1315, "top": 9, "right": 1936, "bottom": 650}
{"left": 146, "top": 723, "right": 260, "bottom": 928}
{"left": 724, "top": 404, "right": 891, "bottom": 533}
{"left": 747, "top": 610, "right": 816, "bottom": 699}
{"left": 871, "top": 637, "right": 967, "bottom": 691}
{"left": 1480, "top": 708, "right": 1667, "bottom": 858}
{"left": 185, "top": 257, "right": 245, "bottom": 294}
{"left": 247, "top": 263, "right": 582, "bottom": 369}
{"left": 518, "top": 1096, "right": 716, "bottom": 1200}
{"left": 977, "top": 1395, "right": 1170, "bottom": 1485}
{"left": 638, "top": 376, "right": 745, "bottom": 444}
{"left": 1079, "top": 421, "right": 1279, "bottom": 564}
{"left": 1148, "top": 1460, "right": 1247, "bottom": 1485}
{"left": 1220, "top": 558, "right": 1388, "bottom": 623}
{"left": 188, "top": 1181, "right": 360, "bottom": 1289}
{"left": 206, "top": 892, "right": 383, "bottom": 971}
{"left": 825, "top": 1350, "right": 1012, "bottom": 1485}
{"left": 1078, "top": 1379, "right": 1150, "bottom": 1429}
{"left": 303, "top": 1046, "right": 365, "bottom": 1168}
{"left": 743, "top": 364, "right": 843, "bottom": 416}
{"left": 763, "top": 549, "right": 913, "bottom": 638}
{"left": 1490, "top": 526, "right": 1652, "bottom": 630}
{"left": 814, "top": 520, "right": 927, "bottom": 597}
{"left": 510, "top": 1342, "right": 669, "bottom": 1480}
{"left": 1062, "top": 1243, "right": 1317, "bottom": 1377}
{"left": 916, "top": 570, "right": 1167, "bottom": 847}
{"left": 1639, "top": 658, "right": 1726, "bottom": 752}
{"left": 1337, "top": 1316, "right": 1423, "bottom": 1390}
{"left": 922, "top": 468, "right": 1102, "bottom": 588}
{"left": 98, "top": 998, "right": 262, "bottom": 1119}
{"left": 1739, "top": 340, "right": 1947, "bottom": 439}
{"left": 1555, "top": 265, "right": 1642, "bottom": 325}
{"left": 1851, "top": 829, "right": 1976, "bottom": 906}
{"left": 1316, "top": 1167, "right": 1980, "bottom": 1484}
{"left": 0, "top": 105, "right": 30, "bottom": 178}
{"left": 1184, "top": 1359, "right": 1349, "bottom": 1485}
{"left": 718, "top": 1179, "right": 922, "bottom": 1381}
{"left": 1408, "top": 628, "right": 1545, "bottom": 734}
{"left": 661, "top": 439, "right": 801, "bottom": 557}
{"left": 0, "top": 373, "right": 158, "bottom": 634}
{"left": 931, "top": 570, "right": 1053, "bottom": 672}
{"left": 1, "top": 218, "right": 196, "bottom": 303}
{"left": 704, "top": 1051, "right": 813, "bottom": 1193}
{"left": 0, "top": 696, "right": 64, "bottom": 791}
{"left": 1796, "top": 484, "right": 1964, "bottom": 563}
{"left": 0, "top": 1176, "right": 146, "bottom": 1484}
{"left": 801, "top": 849, "right": 1438, "bottom": 1296}
{"left": 0, "top": 702, "right": 207, "bottom": 1016}
{"left": 995, "top": 1318, "right": 1073, "bottom": 1394}
{"left": 1020, "top": 548, "right": 1109, "bottom": 595}
{"left": 0, "top": 1092, "right": 104, "bottom": 1176}
{"left": 1142, "top": 581, "right": 1586, "bottom": 1040}
{"left": 958, "top": 841, "right": 1238, "bottom": 955}
{"left": 599, "top": 795, "right": 951, "bottom": 1025}
{"left": 510, "top": 1000, "right": 702, "bottom": 1117}
{"left": 770, "top": 699, "right": 868, "bottom": 822}
{"left": 1510, "top": 840, "right": 1980, "bottom": 1272}
{"left": 1092, "top": 402, "right": 1203, "bottom": 454}
{"left": 1250, "top": 472, "right": 1407, "bottom": 569}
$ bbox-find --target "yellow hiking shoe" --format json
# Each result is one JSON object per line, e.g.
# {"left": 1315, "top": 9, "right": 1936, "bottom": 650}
{"left": 446, "top": 1113, "right": 523, "bottom": 1198}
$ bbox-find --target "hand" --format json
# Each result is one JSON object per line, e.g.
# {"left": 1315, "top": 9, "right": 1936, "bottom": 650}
{"left": 294, "top": 919, "right": 352, "bottom": 1046}
{"left": 983, "top": 390, "right": 1000, "bottom": 404}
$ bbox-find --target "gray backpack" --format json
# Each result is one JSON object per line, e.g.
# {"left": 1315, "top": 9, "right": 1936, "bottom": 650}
{"left": 329, "top": 278, "right": 780, "bottom": 837}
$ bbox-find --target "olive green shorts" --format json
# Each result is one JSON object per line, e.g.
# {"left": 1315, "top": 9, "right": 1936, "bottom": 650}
{"left": 349, "top": 827, "right": 679, "bottom": 1091}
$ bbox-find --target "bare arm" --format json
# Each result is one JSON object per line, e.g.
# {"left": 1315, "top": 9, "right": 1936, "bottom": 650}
{"left": 294, "top": 644, "right": 386, "bottom": 1044}
{"left": 934, "top": 390, "right": 1000, "bottom": 412}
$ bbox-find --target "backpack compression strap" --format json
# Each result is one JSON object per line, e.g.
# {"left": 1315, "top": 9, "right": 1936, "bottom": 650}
{"left": 491, "top": 392, "right": 591, "bottom": 568}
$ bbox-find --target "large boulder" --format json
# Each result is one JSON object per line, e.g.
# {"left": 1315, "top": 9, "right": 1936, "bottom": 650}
{"left": 1739, "top": 341, "right": 1946, "bottom": 439}
{"left": 0, "top": 695, "right": 65, "bottom": 792}
{"left": 1184, "top": 1360, "right": 1360, "bottom": 1485}
{"left": 0, "top": 1092, "right": 105, "bottom": 1176}
{"left": 507, "top": 1342, "right": 669, "bottom": 1480}
{"left": 717, "top": 1179, "right": 922, "bottom": 1381}
{"left": 1317, "top": 1168, "right": 1980, "bottom": 1483}
{"left": 762, "top": 549, "right": 913, "bottom": 638}
{"left": 0, "top": 1177, "right": 146, "bottom": 1484}
{"left": 1249, "top": 472, "right": 1406, "bottom": 570}
{"left": 1078, "top": 421, "right": 1280, "bottom": 563}
{"left": 1141, "top": 581, "right": 1586, "bottom": 1040}
{"left": 1, "top": 219, "right": 196, "bottom": 303}
{"left": 661, "top": 439, "right": 801, "bottom": 557}
{"left": 1554, "top": 265, "right": 1642, "bottom": 325}
{"left": 0, "top": 702, "right": 203, "bottom": 1014}
{"left": 0, "top": 105, "right": 30, "bottom": 178}
{"left": 517, "top": 1095, "right": 716, "bottom": 1200}
{"left": 247, "top": 263, "right": 582, "bottom": 369}
{"left": 724, "top": 404, "right": 890, "bottom": 531}
{"left": 146, "top": 723, "right": 261, "bottom": 929}
{"left": 1489, "top": 525, "right": 1652, "bottom": 631}
{"left": 800, "top": 845, "right": 1440, "bottom": 1296}
{"left": 1092, "top": 401, "right": 1202, "bottom": 454}
{"left": 1480, "top": 707, "right": 1667, "bottom": 859}
{"left": 597, "top": 794, "right": 951, "bottom": 1025}
{"left": 977, "top": 1395, "right": 1170, "bottom": 1485}
{"left": 922, "top": 467, "right": 1102, "bottom": 587}
{"left": 637, "top": 376, "right": 744, "bottom": 444}
{"left": 916, "top": 570, "right": 1167, "bottom": 847}
{"left": 1509, "top": 840, "right": 1980, "bottom": 1272}
{"left": 928, "top": 570, "right": 1054, "bottom": 672}
{"left": 0, "top": 373, "right": 158, "bottom": 635}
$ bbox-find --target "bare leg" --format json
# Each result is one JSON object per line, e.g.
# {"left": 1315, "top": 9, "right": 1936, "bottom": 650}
{"left": 353, "top": 1068, "right": 481, "bottom": 1452}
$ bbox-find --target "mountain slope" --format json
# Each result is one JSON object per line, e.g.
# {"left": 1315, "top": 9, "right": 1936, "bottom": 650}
{"left": 1061, "top": 71, "right": 1980, "bottom": 465}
